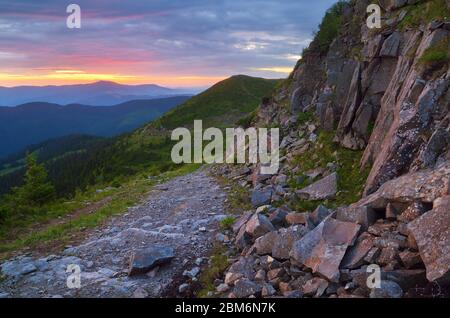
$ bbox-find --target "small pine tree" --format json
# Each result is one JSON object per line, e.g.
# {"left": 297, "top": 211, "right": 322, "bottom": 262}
{"left": 12, "top": 154, "right": 55, "bottom": 208}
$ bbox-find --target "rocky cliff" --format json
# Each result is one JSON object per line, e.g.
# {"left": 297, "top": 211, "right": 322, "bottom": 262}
{"left": 258, "top": 0, "right": 450, "bottom": 195}
{"left": 213, "top": 0, "right": 450, "bottom": 298}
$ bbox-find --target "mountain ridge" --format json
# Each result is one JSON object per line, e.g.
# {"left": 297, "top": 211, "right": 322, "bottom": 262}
{"left": 0, "top": 96, "right": 191, "bottom": 158}
{"left": 0, "top": 81, "right": 198, "bottom": 106}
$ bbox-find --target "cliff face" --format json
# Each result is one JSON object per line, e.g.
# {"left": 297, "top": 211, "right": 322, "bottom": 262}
{"left": 257, "top": 0, "right": 450, "bottom": 195}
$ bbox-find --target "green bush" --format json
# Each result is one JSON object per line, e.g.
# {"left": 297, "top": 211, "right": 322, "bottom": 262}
{"left": 236, "top": 110, "right": 257, "bottom": 128}
{"left": 9, "top": 154, "right": 55, "bottom": 212}
{"left": 314, "top": 1, "right": 347, "bottom": 53}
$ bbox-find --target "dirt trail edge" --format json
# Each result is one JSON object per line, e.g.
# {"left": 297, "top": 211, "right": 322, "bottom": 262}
{"left": 0, "top": 168, "right": 227, "bottom": 298}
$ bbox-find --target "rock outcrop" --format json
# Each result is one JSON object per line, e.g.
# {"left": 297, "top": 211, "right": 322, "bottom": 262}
{"left": 212, "top": 0, "right": 450, "bottom": 299}
{"left": 256, "top": 0, "right": 450, "bottom": 196}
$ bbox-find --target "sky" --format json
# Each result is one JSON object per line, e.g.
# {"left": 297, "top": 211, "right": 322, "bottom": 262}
{"left": 0, "top": 0, "right": 337, "bottom": 88}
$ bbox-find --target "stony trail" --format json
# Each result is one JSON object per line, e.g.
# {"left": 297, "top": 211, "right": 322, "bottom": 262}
{"left": 0, "top": 169, "right": 227, "bottom": 298}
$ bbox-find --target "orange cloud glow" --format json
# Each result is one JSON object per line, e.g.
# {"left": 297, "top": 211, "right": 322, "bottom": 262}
{"left": 0, "top": 71, "right": 226, "bottom": 88}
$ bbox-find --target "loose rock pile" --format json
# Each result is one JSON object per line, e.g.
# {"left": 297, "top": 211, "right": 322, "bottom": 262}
{"left": 211, "top": 160, "right": 450, "bottom": 298}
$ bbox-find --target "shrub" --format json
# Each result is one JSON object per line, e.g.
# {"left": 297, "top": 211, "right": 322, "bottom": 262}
{"left": 236, "top": 110, "right": 257, "bottom": 128}
{"left": 10, "top": 154, "right": 55, "bottom": 211}
{"left": 314, "top": 1, "right": 348, "bottom": 53}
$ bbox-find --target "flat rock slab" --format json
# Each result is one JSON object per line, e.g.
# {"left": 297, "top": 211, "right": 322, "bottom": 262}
{"left": 408, "top": 196, "right": 450, "bottom": 283}
{"left": 251, "top": 189, "right": 273, "bottom": 208}
{"left": 128, "top": 246, "right": 175, "bottom": 276}
{"left": 290, "top": 217, "right": 360, "bottom": 282}
{"left": 356, "top": 161, "right": 450, "bottom": 210}
{"left": 296, "top": 173, "right": 337, "bottom": 200}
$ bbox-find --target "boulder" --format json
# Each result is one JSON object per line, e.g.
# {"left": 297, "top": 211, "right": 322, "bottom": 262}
{"left": 296, "top": 173, "right": 338, "bottom": 200}
{"left": 254, "top": 231, "right": 278, "bottom": 255}
{"left": 274, "top": 174, "right": 288, "bottom": 186}
{"left": 128, "top": 245, "right": 174, "bottom": 276}
{"left": 272, "top": 226, "right": 308, "bottom": 260}
{"left": 290, "top": 218, "right": 361, "bottom": 282}
{"left": 336, "top": 206, "right": 380, "bottom": 231}
{"left": 232, "top": 211, "right": 253, "bottom": 233}
{"left": 302, "top": 277, "right": 329, "bottom": 297}
{"left": 399, "top": 250, "right": 422, "bottom": 269}
{"left": 341, "top": 232, "right": 375, "bottom": 269}
{"left": 233, "top": 279, "right": 262, "bottom": 298}
{"left": 382, "top": 269, "right": 428, "bottom": 291}
{"left": 216, "top": 283, "right": 230, "bottom": 293}
{"left": 407, "top": 196, "right": 450, "bottom": 283}
{"left": 369, "top": 280, "right": 403, "bottom": 298}
{"left": 364, "top": 247, "right": 381, "bottom": 263}
{"left": 183, "top": 267, "right": 200, "bottom": 278}
{"left": 377, "top": 247, "right": 400, "bottom": 266}
{"left": 251, "top": 189, "right": 273, "bottom": 208}
{"left": 227, "top": 256, "right": 256, "bottom": 281}
{"left": 397, "top": 202, "right": 428, "bottom": 223}
{"left": 235, "top": 225, "right": 252, "bottom": 250}
{"left": 261, "top": 283, "right": 276, "bottom": 297}
{"left": 268, "top": 208, "right": 289, "bottom": 227}
{"left": 360, "top": 161, "right": 450, "bottom": 209}
{"left": 286, "top": 212, "right": 308, "bottom": 225}
{"left": 254, "top": 269, "right": 266, "bottom": 281}
{"left": 267, "top": 268, "right": 286, "bottom": 281}
{"left": 1, "top": 258, "right": 38, "bottom": 278}
{"left": 307, "top": 205, "right": 332, "bottom": 230}
{"left": 225, "top": 273, "right": 243, "bottom": 286}
{"left": 245, "top": 213, "right": 275, "bottom": 239}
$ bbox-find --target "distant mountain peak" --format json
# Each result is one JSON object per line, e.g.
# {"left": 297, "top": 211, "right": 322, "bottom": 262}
{"left": 0, "top": 81, "right": 198, "bottom": 107}
{"left": 91, "top": 80, "right": 121, "bottom": 86}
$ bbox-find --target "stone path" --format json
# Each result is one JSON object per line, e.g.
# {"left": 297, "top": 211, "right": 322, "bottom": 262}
{"left": 0, "top": 169, "right": 227, "bottom": 298}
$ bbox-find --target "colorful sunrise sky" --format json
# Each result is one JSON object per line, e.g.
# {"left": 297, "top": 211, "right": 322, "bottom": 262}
{"left": 0, "top": 0, "right": 336, "bottom": 88}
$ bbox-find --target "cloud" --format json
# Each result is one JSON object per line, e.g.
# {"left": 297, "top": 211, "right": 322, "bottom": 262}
{"left": 251, "top": 67, "right": 293, "bottom": 74}
{"left": 0, "top": 0, "right": 337, "bottom": 87}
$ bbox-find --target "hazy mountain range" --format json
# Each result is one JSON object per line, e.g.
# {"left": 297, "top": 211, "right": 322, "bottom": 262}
{"left": 0, "top": 81, "right": 198, "bottom": 106}
{"left": 0, "top": 96, "right": 190, "bottom": 158}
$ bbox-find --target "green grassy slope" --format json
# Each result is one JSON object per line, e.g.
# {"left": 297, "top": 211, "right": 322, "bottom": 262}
{"left": 152, "top": 75, "right": 280, "bottom": 129}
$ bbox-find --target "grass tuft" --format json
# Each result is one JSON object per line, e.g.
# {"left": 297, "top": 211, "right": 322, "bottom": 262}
{"left": 197, "top": 244, "right": 230, "bottom": 298}
{"left": 399, "top": 0, "right": 450, "bottom": 30}
{"left": 219, "top": 216, "right": 235, "bottom": 231}
{"left": 419, "top": 38, "right": 450, "bottom": 67}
